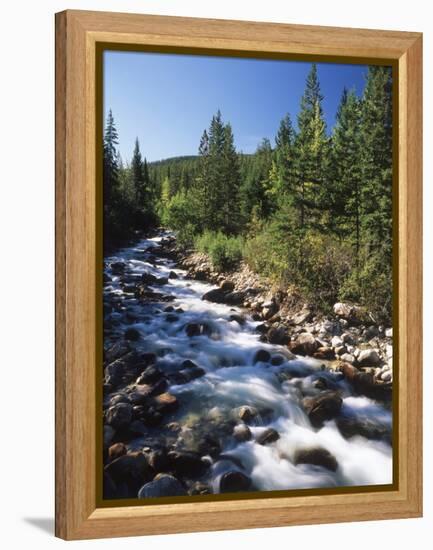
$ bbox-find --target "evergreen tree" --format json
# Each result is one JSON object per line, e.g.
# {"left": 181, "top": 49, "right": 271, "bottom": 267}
{"left": 103, "top": 109, "right": 119, "bottom": 210}
{"left": 330, "top": 88, "right": 362, "bottom": 256}
{"left": 221, "top": 122, "right": 241, "bottom": 233}
{"left": 294, "top": 63, "right": 329, "bottom": 230}
{"left": 131, "top": 137, "right": 145, "bottom": 205}
{"left": 269, "top": 113, "right": 296, "bottom": 204}
{"left": 240, "top": 138, "right": 273, "bottom": 222}
{"left": 359, "top": 66, "right": 393, "bottom": 255}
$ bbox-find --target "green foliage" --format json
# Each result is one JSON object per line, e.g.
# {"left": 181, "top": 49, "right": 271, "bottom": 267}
{"left": 103, "top": 62, "right": 393, "bottom": 322}
{"left": 195, "top": 231, "right": 244, "bottom": 271}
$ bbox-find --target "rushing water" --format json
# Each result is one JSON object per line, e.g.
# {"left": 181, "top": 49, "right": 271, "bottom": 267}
{"left": 104, "top": 232, "right": 392, "bottom": 495}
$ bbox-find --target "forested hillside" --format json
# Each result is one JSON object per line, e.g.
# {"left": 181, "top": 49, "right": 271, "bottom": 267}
{"left": 103, "top": 64, "right": 393, "bottom": 322}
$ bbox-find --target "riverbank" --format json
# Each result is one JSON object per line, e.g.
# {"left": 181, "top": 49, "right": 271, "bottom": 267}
{"left": 102, "top": 231, "right": 393, "bottom": 501}
{"left": 178, "top": 245, "right": 393, "bottom": 388}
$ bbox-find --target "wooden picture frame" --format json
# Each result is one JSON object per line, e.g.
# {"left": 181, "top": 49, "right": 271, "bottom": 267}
{"left": 55, "top": 9, "right": 423, "bottom": 540}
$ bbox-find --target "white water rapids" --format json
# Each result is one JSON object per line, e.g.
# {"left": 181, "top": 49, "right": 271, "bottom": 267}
{"left": 104, "top": 232, "right": 393, "bottom": 494}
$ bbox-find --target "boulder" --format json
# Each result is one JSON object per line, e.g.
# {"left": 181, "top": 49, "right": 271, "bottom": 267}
{"left": 152, "top": 393, "right": 179, "bottom": 414}
{"left": 103, "top": 425, "right": 115, "bottom": 448}
{"left": 167, "top": 450, "right": 209, "bottom": 477}
{"left": 253, "top": 349, "right": 271, "bottom": 364}
{"left": 136, "top": 365, "right": 163, "bottom": 385}
{"left": 294, "top": 447, "right": 338, "bottom": 472}
{"left": 303, "top": 392, "right": 342, "bottom": 428}
{"left": 110, "top": 261, "right": 126, "bottom": 274}
{"left": 238, "top": 405, "right": 259, "bottom": 423}
{"left": 202, "top": 288, "right": 226, "bottom": 303}
{"left": 333, "top": 302, "right": 353, "bottom": 319}
{"left": 144, "top": 448, "right": 170, "bottom": 473}
{"left": 336, "top": 416, "right": 391, "bottom": 442}
{"left": 138, "top": 474, "right": 187, "bottom": 498}
{"left": 220, "top": 471, "right": 252, "bottom": 493}
{"left": 292, "top": 309, "right": 312, "bottom": 325}
{"left": 224, "top": 291, "right": 246, "bottom": 306}
{"left": 108, "top": 442, "right": 127, "bottom": 461}
{"left": 104, "top": 341, "right": 131, "bottom": 363}
{"left": 233, "top": 424, "right": 252, "bottom": 442}
{"left": 106, "top": 402, "right": 133, "bottom": 430}
{"left": 124, "top": 328, "right": 140, "bottom": 341}
{"left": 290, "top": 333, "right": 319, "bottom": 356}
{"left": 357, "top": 349, "right": 381, "bottom": 367}
{"left": 267, "top": 324, "right": 290, "bottom": 345}
{"left": 256, "top": 428, "right": 280, "bottom": 445}
{"left": 181, "top": 359, "right": 199, "bottom": 369}
{"left": 104, "top": 452, "right": 152, "bottom": 487}
{"left": 168, "top": 271, "right": 178, "bottom": 279}
{"left": 220, "top": 280, "right": 235, "bottom": 292}
{"left": 331, "top": 335, "right": 343, "bottom": 348}
{"left": 229, "top": 313, "right": 246, "bottom": 325}
{"left": 313, "top": 346, "right": 335, "bottom": 360}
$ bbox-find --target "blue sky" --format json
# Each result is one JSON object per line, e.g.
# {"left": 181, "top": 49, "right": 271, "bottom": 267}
{"left": 104, "top": 50, "right": 371, "bottom": 163}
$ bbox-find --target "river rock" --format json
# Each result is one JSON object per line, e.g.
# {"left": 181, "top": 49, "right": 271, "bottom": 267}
{"left": 313, "top": 346, "right": 335, "bottom": 360}
{"left": 220, "top": 280, "right": 235, "bottom": 292}
{"left": 336, "top": 416, "right": 391, "bottom": 442}
{"left": 106, "top": 402, "right": 133, "bottom": 430}
{"left": 233, "top": 424, "right": 252, "bottom": 442}
{"left": 105, "top": 341, "right": 131, "bottom": 363}
{"left": 168, "top": 271, "right": 178, "bottom": 279}
{"left": 290, "top": 332, "right": 319, "bottom": 356}
{"left": 294, "top": 447, "right": 338, "bottom": 471}
{"left": 267, "top": 324, "right": 289, "bottom": 345}
{"left": 202, "top": 288, "right": 226, "bottom": 303}
{"left": 108, "top": 442, "right": 127, "bottom": 461}
{"left": 103, "top": 425, "right": 115, "bottom": 448}
{"left": 189, "top": 482, "right": 213, "bottom": 495}
{"left": 124, "top": 327, "right": 141, "bottom": 341}
{"left": 357, "top": 349, "right": 381, "bottom": 367}
{"left": 144, "top": 448, "right": 170, "bottom": 473}
{"left": 110, "top": 261, "right": 126, "bottom": 274}
{"left": 220, "top": 471, "right": 252, "bottom": 493}
{"left": 167, "top": 450, "right": 209, "bottom": 477}
{"left": 225, "top": 291, "right": 247, "bottom": 306}
{"left": 152, "top": 392, "right": 179, "bottom": 414}
{"left": 256, "top": 428, "right": 280, "bottom": 445}
{"left": 253, "top": 349, "right": 271, "bottom": 364}
{"left": 270, "top": 354, "right": 286, "bottom": 365}
{"left": 291, "top": 308, "right": 312, "bottom": 325}
{"left": 136, "top": 365, "right": 163, "bottom": 385}
{"left": 385, "top": 328, "right": 393, "bottom": 338}
{"left": 181, "top": 359, "right": 199, "bottom": 369}
{"left": 230, "top": 313, "right": 246, "bottom": 325}
{"left": 340, "top": 353, "right": 355, "bottom": 363}
{"left": 138, "top": 474, "right": 187, "bottom": 498}
{"left": 303, "top": 392, "right": 342, "bottom": 428}
{"left": 331, "top": 335, "right": 343, "bottom": 348}
{"left": 237, "top": 405, "right": 259, "bottom": 423}
{"left": 104, "top": 451, "right": 152, "bottom": 487}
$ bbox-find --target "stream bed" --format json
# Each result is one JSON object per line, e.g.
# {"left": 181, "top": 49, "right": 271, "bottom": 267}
{"left": 103, "top": 232, "right": 393, "bottom": 499}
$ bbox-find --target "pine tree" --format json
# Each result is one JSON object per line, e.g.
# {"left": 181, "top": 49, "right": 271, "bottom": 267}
{"left": 221, "top": 122, "right": 241, "bottom": 233}
{"left": 330, "top": 88, "right": 362, "bottom": 257}
{"left": 270, "top": 113, "right": 296, "bottom": 203}
{"left": 103, "top": 109, "right": 119, "bottom": 210}
{"left": 131, "top": 137, "right": 144, "bottom": 205}
{"left": 294, "top": 64, "right": 329, "bottom": 230}
{"left": 359, "top": 66, "right": 393, "bottom": 255}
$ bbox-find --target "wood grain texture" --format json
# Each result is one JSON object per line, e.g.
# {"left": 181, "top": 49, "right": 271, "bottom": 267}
{"left": 55, "top": 10, "right": 423, "bottom": 540}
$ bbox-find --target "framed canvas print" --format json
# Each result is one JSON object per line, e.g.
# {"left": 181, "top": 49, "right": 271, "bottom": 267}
{"left": 55, "top": 10, "right": 423, "bottom": 540}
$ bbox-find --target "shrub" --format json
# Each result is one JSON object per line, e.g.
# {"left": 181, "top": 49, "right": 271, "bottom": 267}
{"left": 195, "top": 231, "right": 243, "bottom": 271}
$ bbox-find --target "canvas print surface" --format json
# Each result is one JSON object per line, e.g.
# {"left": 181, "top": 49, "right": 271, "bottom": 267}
{"left": 102, "top": 51, "right": 393, "bottom": 502}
